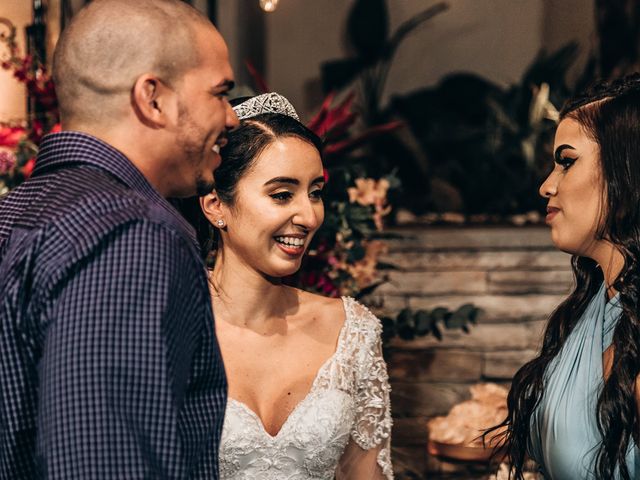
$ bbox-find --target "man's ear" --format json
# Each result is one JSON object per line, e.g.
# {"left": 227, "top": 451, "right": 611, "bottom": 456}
{"left": 200, "top": 190, "right": 226, "bottom": 226}
{"left": 131, "top": 74, "right": 175, "bottom": 127}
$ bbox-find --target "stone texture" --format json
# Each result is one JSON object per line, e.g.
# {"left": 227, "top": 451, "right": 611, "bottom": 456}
{"left": 391, "top": 445, "right": 429, "bottom": 479}
{"left": 378, "top": 270, "right": 488, "bottom": 295}
{"left": 391, "top": 382, "right": 470, "bottom": 417}
{"left": 483, "top": 350, "right": 539, "bottom": 379}
{"left": 385, "top": 226, "right": 555, "bottom": 251}
{"left": 392, "top": 417, "right": 430, "bottom": 445}
{"left": 381, "top": 249, "right": 571, "bottom": 271}
{"left": 487, "top": 270, "right": 574, "bottom": 294}
{"left": 366, "top": 294, "right": 408, "bottom": 316}
{"left": 388, "top": 320, "right": 547, "bottom": 351}
{"left": 404, "top": 294, "right": 566, "bottom": 322}
{"left": 426, "top": 453, "right": 497, "bottom": 476}
{"left": 374, "top": 226, "right": 568, "bottom": 478}
{"left": 387, "top": 349, "right": 483, "bottom": 382}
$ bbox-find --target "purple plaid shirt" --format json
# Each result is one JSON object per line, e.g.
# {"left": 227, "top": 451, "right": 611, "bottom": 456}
{"left": 0, "top": 131, "right": 227, "bottom": 479}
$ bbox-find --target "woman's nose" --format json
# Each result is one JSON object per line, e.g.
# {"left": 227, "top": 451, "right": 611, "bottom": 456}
{"left": 539, "top": 171, "right": 558, "bottom": 198}
{"left": 293, "top": 197, "right": 321, "bottom": 230}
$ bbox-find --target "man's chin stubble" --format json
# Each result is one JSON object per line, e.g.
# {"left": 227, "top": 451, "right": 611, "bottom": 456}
{"left": 195, "top": 177, "right": 215, "bottom": 196}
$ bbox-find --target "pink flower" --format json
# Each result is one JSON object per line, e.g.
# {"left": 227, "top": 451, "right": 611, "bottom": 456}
{"left": 347, "top": 240, "right": 388, "bottom": 289}
{"left": 347, "top": 178, "right": 389, "bottom": 206}
{"left": 347, "top": 177, "right": 392, "bottom": 230}
{"left": 0, "top": 149, "right": 17, "bottom": 174}
{"left": 317, "top": 274, "right": 339, "bottom": 297}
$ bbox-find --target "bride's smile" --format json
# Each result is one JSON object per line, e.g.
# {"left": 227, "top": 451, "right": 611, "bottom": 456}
{"left": 203, "top": 136, "right": 325, "bottom": 279}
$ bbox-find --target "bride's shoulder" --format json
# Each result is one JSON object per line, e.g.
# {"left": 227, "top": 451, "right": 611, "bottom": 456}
{"left": 298, "top": 290, "right": 344, "bottom": 319}
{"left": 292, "top": 289, "right": 382, "bottom": 338}
{"left": 291, "top": 288, "right": 344, "bottom": 331}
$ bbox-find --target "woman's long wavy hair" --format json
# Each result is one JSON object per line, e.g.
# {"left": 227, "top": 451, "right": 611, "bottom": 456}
{"left": 485, "top": 74, "right": 640, "bottom": 479}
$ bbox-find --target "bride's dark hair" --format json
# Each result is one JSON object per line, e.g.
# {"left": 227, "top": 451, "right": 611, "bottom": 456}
{"left": 485, "top": 74, "right": 640, "bottom": 479}
{"left": 175, "top": 109, "right": 323, "bottom": 258}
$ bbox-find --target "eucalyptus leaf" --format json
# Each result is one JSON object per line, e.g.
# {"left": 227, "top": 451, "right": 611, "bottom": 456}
{"left": 456, "top": 303, "right": 481, "bottom": 324}
{"left": 381, "top": 316, "right": 396, "bottom": 341}
{"left": 397, "top": 307, "right": 416, "bottom": 340}
{"left": 414, "top": 310, "right": 433, "bottom": 336}
{"left": 430, "top": 321, "right": 443, "bottom": 341}
{"left": 445, "top": 312, "right": 468, "bottom": 330}
{"left": 430, "top": 307, "right": 449, "bottom": 323}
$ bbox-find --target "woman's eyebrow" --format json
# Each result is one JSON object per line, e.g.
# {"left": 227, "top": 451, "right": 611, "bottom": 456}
{"left": 264, "top": 177, "right": 299, "bottom": 186}
{"left": 554, "top": 144, "right": 576, "bottom": 163}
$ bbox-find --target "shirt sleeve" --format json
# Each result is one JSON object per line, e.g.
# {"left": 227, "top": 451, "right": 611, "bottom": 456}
{"left": 36, "top": 219, "right": 218, "bottom": 479}
{"left": 346, "top": 301, "right": 394, "bottom": 479}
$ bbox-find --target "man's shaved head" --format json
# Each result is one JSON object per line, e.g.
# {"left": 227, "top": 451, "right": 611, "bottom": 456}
{"left": 53, "top": 0, "right": 212, "bottom": 126}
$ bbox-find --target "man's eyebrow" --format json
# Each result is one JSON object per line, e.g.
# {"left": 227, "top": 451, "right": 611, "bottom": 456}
{"left": 264, "top": 177, "right": 299, "bottom": 186}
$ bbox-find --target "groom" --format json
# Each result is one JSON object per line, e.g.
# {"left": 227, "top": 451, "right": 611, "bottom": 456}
{"left": 0, "top": 0, "right": 237, "bottom": 478}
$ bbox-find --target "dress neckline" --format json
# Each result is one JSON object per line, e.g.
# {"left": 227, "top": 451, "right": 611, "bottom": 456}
{"left": 227, "top": 296, "right": 351, "bottom": 439}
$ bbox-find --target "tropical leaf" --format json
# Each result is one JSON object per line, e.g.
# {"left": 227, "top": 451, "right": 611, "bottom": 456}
{"left": 383, "top": 2, "right": 449, "bottom": 61}
{"left": 308, "top": 92, "right": 358, "bottom": 138}
{"left": 521, "top": 42, "right": 579, "bottom": 92}
{"left": 346, "top": 0, "right": 389, "bottom": 63}
{"left": 320, "top": 57, "right": 366, "bottom": 94}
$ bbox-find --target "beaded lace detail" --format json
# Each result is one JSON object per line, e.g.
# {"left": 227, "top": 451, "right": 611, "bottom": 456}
{"left": 219, "top": 297, "right": 393, "bottom": 479}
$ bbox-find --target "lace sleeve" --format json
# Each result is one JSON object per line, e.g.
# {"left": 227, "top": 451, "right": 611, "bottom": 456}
{"left": 343, "top": 300, "right": 394, "bottom": 479}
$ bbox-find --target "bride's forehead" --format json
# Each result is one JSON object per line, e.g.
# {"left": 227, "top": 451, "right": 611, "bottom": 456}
{"left": 246, "top": 139, "right": 323, "bottom": 178}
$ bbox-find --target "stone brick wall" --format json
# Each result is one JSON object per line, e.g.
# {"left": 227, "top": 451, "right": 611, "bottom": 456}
{"left": 367, "top": 226, "right": 574, "bottom": 478}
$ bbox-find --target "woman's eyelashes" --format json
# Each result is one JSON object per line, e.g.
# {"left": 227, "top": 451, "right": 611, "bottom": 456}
{"left": 268, "top": 188, "right": 324, "bottom": 203}
{"left": 557, "top": 156, "right": 577, "bottom": 171}
{"left": 270, "top": 191, "right": 293, "bottom": 202}
{"left": 309, "top": 188, "right": 324, "bottom": 201}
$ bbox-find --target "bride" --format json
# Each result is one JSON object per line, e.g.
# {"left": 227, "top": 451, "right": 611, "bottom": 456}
{"left": 181, "top": 93, "right": 393, "bottom": 479}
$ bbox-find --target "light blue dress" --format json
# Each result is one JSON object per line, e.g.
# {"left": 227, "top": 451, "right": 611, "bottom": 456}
{"left": 529, "top": 282, "right": 639, "bottom": 479}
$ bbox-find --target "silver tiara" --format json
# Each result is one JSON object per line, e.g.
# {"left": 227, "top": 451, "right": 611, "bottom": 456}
{"left": 233, "top": 92, "right": 300, "bottom": 121}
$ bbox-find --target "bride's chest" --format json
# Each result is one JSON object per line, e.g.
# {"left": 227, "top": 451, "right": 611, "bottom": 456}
{"left": 220, "top": 388, "right": 356, "bottom": 479}
{"left": 219, "top": 330, "right": 349, "bottom": 436}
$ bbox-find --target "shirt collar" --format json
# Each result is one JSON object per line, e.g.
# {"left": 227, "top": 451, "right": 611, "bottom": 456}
{"left": 33, "top": 130, "right": 199, "bottom": 247}
{"left": 34, "top": 131, "right": 159, "bottom": 195}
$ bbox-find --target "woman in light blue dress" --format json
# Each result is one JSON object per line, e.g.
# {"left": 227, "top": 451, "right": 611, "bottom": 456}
{"left": 486, "top": 75, "right": 640, "bottom": 479}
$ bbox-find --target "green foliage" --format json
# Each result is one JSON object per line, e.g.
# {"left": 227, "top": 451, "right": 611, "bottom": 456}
{"left": 381, "top": 304, "right": 482, "bottom": 346}
{"left": 321, "top": 0, "right": 448, "bottom": 123}
{"left": 320, "top": 0, "right": 583, "bottom": 215}
{"left": 388, "top": 44, "right": 579, "bottom": 214}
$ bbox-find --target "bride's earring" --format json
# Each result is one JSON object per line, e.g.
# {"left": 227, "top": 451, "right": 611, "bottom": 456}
{"left": 216, "top": 219, "right": 225, "bottom": 228}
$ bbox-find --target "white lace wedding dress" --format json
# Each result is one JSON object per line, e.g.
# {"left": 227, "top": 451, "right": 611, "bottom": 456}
{"left": 218, "top": 297, "right": 394, "bottom": 479}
